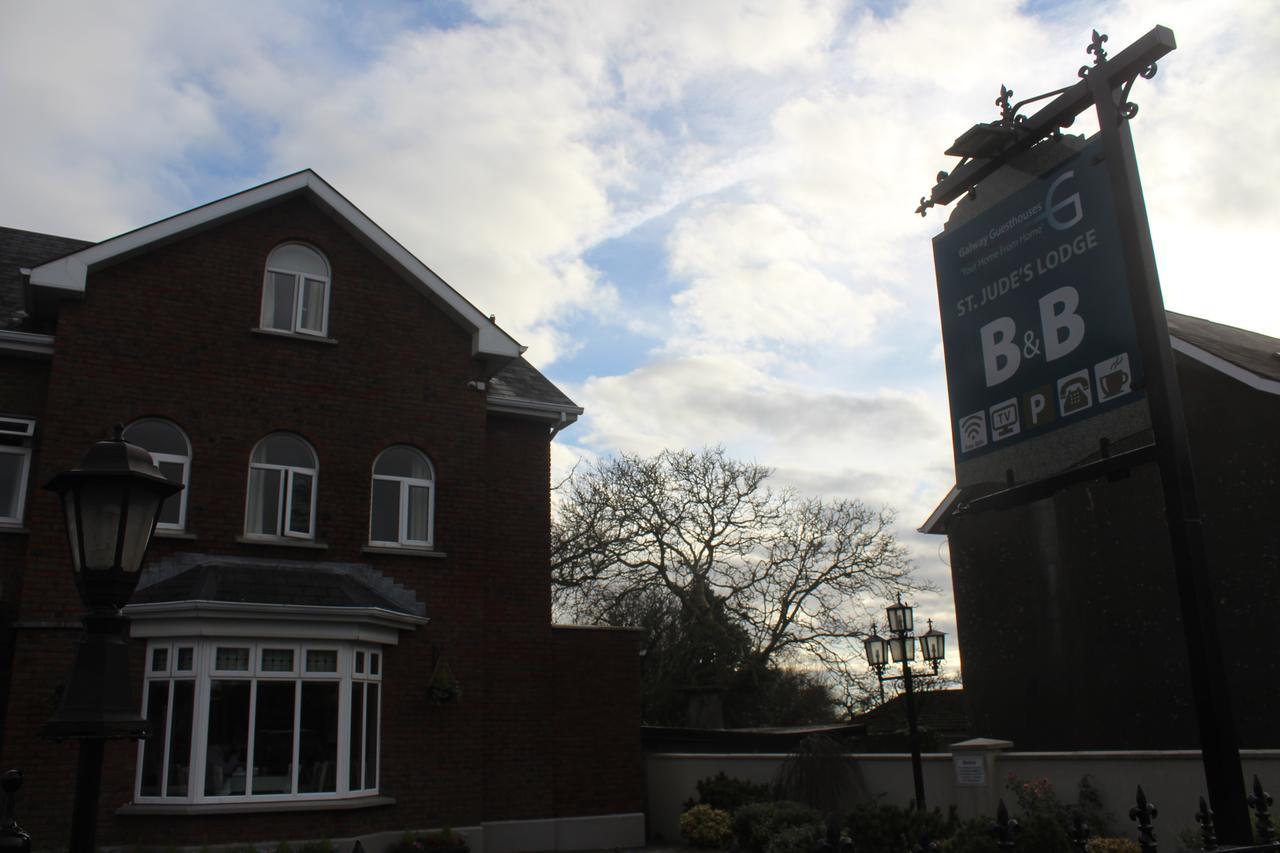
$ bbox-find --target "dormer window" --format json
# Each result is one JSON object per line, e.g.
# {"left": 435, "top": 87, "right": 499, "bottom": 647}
{"left": 261, "top": 244, "right": 330, "bottom": 337}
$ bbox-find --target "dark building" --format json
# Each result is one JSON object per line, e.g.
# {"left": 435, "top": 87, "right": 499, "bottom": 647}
{"left": 923, "top": 312, "right": 1280, "bottom": 750}
{"left": 0, "top": 171, "right": 643, "bottom": 849}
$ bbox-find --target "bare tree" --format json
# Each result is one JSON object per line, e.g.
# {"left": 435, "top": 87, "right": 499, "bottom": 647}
{"left": 551, "top": 446, "right": 927, "bottom": 719}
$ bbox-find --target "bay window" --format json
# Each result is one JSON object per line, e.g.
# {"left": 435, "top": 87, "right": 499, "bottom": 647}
{"left": 137, "top": 639, "right": 382, "bottom": 804}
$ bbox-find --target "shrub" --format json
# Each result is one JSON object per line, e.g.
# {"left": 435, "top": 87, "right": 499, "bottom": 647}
{"left": 845, "top": 801, "right": 958, "bottom": 852}
{"left": 940, "top": 817, "right": 1000, "bottom": 853}
{"left": 763, "top": 822, "right": 827, "bottom": 853}
{"left": 681, "top": 804, "right": 733, "bottom": 848}
{"left": 688, "top": 771, "right": 772, "bottom": 812}
{"left": 732, "top": 800, "right": 825, "bottom": 853}
{"left": 1087, "top": 838, "right": 1141, "bottom": 853}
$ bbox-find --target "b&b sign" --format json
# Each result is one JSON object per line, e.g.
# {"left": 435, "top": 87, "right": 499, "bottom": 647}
{"left": 933, "top": 137, "right": 1144, "bottom": 463}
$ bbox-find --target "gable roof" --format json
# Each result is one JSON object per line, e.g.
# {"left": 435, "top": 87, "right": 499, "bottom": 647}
{"left": 22, "top": 170, "right": 523, "bottom": 365}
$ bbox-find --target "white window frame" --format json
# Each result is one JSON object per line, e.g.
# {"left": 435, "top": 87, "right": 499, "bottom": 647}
{"left": 0, "top": 416, "right": 35, "bottom": 526}
{"left": 123, "top": 419, "right": 191, "bottom": 532}
{"left": 135, "top": 639, "right": 381, "bottom": 805}
{"left": 369, "top": 447, "right": 435, "bottom": 548}
{"left": 260, "top": 243, "right": 330, "bottom": 338}
{"left": 245, "top": 435, "right": 318, "bottom": 541}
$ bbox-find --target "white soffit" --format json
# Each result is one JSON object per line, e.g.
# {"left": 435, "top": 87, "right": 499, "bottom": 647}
{"left": 26, "top": 171, "right": 522, "bottom": 360}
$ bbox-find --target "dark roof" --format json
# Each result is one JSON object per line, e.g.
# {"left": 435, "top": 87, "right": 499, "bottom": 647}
{"left": 131, "top": 558, "right": 422, "bottom": 616}
{"left": 0, "top": 226, "right": 93, "bottom": 329}
{"left": 1168, "top": 310, "right": 1280, "bottom": 382}
{"left": 488, "top": 355, "right": 579, "bottom": 410}
{"left": 853, "top": 688, "right": 970, "bottom": 739}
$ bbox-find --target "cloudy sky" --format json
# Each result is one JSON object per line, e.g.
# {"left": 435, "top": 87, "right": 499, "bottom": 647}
{"left": 3, "top": 0, "right": 1277, "bottom": 670}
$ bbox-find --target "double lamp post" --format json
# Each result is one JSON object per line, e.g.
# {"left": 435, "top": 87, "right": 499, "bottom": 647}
{"left": 865, "top": 595, "right": 946, "bottom": 811}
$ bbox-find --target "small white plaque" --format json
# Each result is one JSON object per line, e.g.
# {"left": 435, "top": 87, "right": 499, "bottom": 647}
{"left": 954, "top": 755, "right": 987, "bottom": 787}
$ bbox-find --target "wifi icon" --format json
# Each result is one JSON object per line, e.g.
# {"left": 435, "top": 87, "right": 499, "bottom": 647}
{"left": 958, "top": 411, "right": 988, "bottom": 452}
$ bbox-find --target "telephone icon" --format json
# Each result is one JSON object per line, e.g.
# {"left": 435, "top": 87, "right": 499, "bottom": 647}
{"left": 1057, "top": 370, "right": 1093, "bottom": 415}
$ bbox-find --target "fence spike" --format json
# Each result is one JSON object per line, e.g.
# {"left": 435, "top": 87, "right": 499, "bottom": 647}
{"left": 1250, "top": 775, "right": 1276, "bottom": 843}
{"left": 991, "top": 798, "right": 1020, "bottom": 850}
{"left": 1130, "top": 785, "right": 1159, "bottom": 853}
{"left": 1068, "top": 810, "right": 1091, "bottom": 852}
{"left": 1195, "top": 795, "right": 1217, "bottom": 851}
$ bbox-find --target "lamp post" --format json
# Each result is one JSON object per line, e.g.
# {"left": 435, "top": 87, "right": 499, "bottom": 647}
{"left": 40, "top": 426, "right": 181, "bottom": 853}
{"left": 864, "top": 595, "right": 946, "bottom": 811}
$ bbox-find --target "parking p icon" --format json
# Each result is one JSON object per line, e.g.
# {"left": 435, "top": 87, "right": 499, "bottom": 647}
{"left": 1022, "top": 384, "right": 1057, "bottom": 429}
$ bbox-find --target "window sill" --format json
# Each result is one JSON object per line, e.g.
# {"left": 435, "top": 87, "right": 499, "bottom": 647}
{"left": 251, "top": 327, "right": 338, "bottom": 345}
{"left": 118, "top": 794, "right": 394, "bottom": 816}
{"left": 0, "top": 525, "right": 29, "bottom": 535}
{"left": 362, "top": 544, "right": 447, "bottom": 558}
{"left": 235, "top": 535, "right": 329, "bottom": 550}
{"left": 154, "top": 530, "right": 197, "bottom": 540}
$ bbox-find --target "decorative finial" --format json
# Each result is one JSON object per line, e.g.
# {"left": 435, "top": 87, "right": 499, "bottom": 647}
{"left": 1079, "top": 29, "right": 1109, "bottom": 78}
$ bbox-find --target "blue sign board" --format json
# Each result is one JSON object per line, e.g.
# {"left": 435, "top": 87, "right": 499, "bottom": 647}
{"left": 933, "top": 138, "right": 1145, "bottom": 461}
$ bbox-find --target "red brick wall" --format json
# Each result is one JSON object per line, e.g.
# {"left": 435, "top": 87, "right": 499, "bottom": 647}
{"left": 551, "top": 626, "right": 643, "bottom": 816}
{"left": 0, "top": 195, "right": 645, "bottom": 848}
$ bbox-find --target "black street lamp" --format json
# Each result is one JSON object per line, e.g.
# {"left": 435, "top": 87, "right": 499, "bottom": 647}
{"left": 865, "top": 594, "right": 946, "bottom": 811}
{"left": 40, "top": 426, "right": 181, "bottom": 853}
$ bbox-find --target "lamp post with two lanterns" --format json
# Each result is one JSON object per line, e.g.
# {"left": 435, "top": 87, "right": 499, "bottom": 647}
{"left": 40, "top": 426, "right": 182, "bottom": 853}
{"left": 864, "top": 595, "right": 946, "bottom": 811}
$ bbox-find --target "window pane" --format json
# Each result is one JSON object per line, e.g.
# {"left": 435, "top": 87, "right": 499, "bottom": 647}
{"left": 299, "top": 279, "right": 325, "bottom": 333}
{"left": 355, "top": 651, "right": 365, "bottom": 674}
{"left": 255, "top": 434, "right": 314, "bottom": 468}
{"left": 176, "top": 647, "right": 194, "bottom": 671}
{"left": 166, "top": 681, "right": 195, "bottom": 797}
{"left": 298, "top": 682, "right": 338, "bottom": 793}
{"left": 0, "top": 451, "right": 22, "bottom": 519}
{"left": 151, "top": 647, "right": 169, "bottom": 673}
{"left": 123, "top": 420, "right": 187, "bottom": 455}
{"left": 215, "top": 647, "right": 250, "bottom": 671}
{"left": 248, "top": 467, "right": 281, "bottom": 536}
{"left": 287, "top": 471, "right": 313, "bottom": 536}
{"left": 369, "top": 653, "right": 380, "bottom": 676}
{"left": 349, "top": 683, "right": 364, "bottom": 790}
{"left": 157, "top": 460, "right": 185, "bottom": 526}
{"left": 370, "top": 479, "right": 399, "bottom": 543}
{"left": 364, "top": 684, "right": 379, "bottom": 790}
{"left": 269, "top": 272, "right": 296, "bottom": 330}
{"left": 261, "top": 648, "right": 294, "bottom": 673}
{"left": 305, "top": 650, "right": 337, "bottom": 673}
{"left": 139, "top": 682, "right": 170, "bottom": 796}
{"left": 408, "top": 485, "right": 431, "bottom": 542}
{"left": 252, "top": 682, "right": 296, "bottom": 794}
{"left": 269, "top": 244, "right": 328, "bottom": 278}
{"left": 205, "top": 680, "right": 251, "bottom": 796}
{"left": 374, "top": 447, "right": 430, "bottom": 479}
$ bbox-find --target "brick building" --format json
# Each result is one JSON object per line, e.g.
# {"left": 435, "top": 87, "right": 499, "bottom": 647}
{"left": 0, "top": 172, "right": 643, "bottom": 850}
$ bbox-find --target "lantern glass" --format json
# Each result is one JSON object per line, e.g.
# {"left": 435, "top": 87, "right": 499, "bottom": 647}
{"left": 889, "top": 636, "right": 915, "bottom": 663}
{"left": 864, "top": 634, "right": 889, "bottom": 668}
{"left": 921, "top": 627, "right": 946, "bottom": 663}
{"left": 68, "top": 481, "right": 161, "bottom": 575}
{"left": 886, "top": 600, "right": 913, "bottom": 633}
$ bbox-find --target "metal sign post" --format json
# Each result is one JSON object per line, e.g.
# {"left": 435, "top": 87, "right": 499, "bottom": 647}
{"left": 923, "top": 27, "right": 1251, "bottom": 843}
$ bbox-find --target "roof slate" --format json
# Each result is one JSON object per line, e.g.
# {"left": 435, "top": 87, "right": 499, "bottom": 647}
{"left": 131, "top": 557, "right": 421, "bottom": 616}
{"left": 1168, "top": 310, "right": 1280, "bottom": 382}
{"left": 487, "top": 356, "right": 579, "bottom": 410}
{"left": 0, "top": 226, "right": 93, "bottom": 329}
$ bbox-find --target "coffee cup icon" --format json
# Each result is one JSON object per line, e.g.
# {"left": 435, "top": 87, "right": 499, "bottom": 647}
{"left": 1100, "top": 368, "right": 1129, "bottom": 397}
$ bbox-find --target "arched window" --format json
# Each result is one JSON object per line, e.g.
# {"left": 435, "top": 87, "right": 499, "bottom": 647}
{"left": 246, "top": 434, "right": 317, "bottom": 539}
{"left": 369, "top": 446, "right": 434, "bottom": 547}
{"left": 261, "top": 243, "right": 330, "bottom": 337}
{"left": 123, "top": 418, "right": 191, "bottom": 531}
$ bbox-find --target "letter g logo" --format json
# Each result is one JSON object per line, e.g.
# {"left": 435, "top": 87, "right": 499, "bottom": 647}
{"left": 1045, "top": 170, "right": 1083, "bottom": 231}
